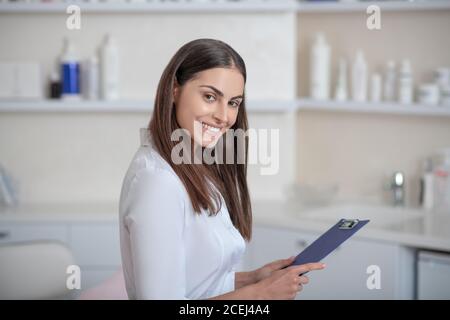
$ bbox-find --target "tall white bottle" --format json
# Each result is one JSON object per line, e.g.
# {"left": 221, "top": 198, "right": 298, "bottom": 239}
{"left": 100, "top": 34, "right": 120, "bottom": 100}
{"left": 421, "top": 157, "right": 434, "bottom": 211}
{"left": 82, "top": 55, "right": 100, "bottom": 100}
{"left": 310, "top": 33, "right": 331, "bottom": 100}
{"left": 334, "top": 58, "right": 348, "bottom": 101}
{"left": 384, "top": 60, "right": 397, "bottom": 102}
{"left": 351, "top": 50, "right": 368, "bottom": 102}
{"left": 370, "top": 73, "right": 382, "bottom": 103}
{"left": 398, "top": 59, "right": 413, "bottom": 104}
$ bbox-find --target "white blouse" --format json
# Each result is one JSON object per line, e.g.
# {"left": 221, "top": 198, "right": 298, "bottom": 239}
{"left": 119, "top": 129, "right": 247, "bottom": 300}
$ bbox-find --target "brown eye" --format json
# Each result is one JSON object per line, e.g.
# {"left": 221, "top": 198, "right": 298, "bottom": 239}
{"left": 229, "top": 100, "right": 240, "bottom": 108}
{"left": 204, "top": 94, "right": 216, "bottom": 103}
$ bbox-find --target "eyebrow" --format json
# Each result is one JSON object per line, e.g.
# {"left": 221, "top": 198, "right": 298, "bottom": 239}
{"left": 199, "top": 85, "right": 243, "bottom": 100}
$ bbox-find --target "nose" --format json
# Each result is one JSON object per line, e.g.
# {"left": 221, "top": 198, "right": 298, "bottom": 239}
{"left": 212, "top": 102, "right": 228, "bottom": 124}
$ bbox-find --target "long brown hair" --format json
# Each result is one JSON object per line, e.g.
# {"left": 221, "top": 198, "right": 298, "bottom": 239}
{"left": 148, "top": 39, "right": 252, "bottom": 241}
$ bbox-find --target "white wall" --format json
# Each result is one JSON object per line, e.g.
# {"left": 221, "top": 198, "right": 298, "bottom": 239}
{"left": 0, "top": 12, "right": 296, "bottom": 205}
{"left": 1, "top": 9, "right": 449, "bottom": 208}
{"left": 296, "top": 10, "right": 450, "bottom": 206}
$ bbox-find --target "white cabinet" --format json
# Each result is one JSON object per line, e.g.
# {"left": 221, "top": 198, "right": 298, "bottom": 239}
{"left": 0, "top": 223, "right": 68, "bottom": 244}
{"left": 243, "top": 225, "right": 415, "bottom": 299}
{"left": 68, "top": 222, "right": 121, "bottom": 290}
{"left": 0, "top": 219, "right": 121, "bottom": 291}
{"left": 69, "top": 223, "right": 121, "bottom": 267}
{"left": 417, "top": 251, "right": 450, "bottom": 299}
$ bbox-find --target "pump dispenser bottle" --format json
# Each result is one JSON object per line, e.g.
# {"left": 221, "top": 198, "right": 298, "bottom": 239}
{"left": 310, "top": 32, "right": 331, "bottom": 100}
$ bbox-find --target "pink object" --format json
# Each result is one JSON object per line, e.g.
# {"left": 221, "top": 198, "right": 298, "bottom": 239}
{"left": 78, "top": 268, "right": 128, "bottom": 300}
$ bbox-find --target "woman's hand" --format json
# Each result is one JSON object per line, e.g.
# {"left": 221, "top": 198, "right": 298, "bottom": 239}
{"left": 253, "top": 256, "right": 296, "bottom": 283}
{"left": 254, "top": 262, "right": 325, "bottom": 300}
{"left": 235, "top": 256, "right": 296, "bottom": 289}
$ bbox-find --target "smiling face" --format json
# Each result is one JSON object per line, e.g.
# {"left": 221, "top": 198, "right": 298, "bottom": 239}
{"left": 173, "top": 67, "right": 245, "bottom": 147}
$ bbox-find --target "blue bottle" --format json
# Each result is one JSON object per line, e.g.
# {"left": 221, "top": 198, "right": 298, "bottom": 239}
{"left": 60, "top": 38, "right": 80, "bottom": 99}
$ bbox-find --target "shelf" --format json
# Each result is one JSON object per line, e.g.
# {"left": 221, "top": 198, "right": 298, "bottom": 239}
{"left": 0, "top": 1, "right": 296, "bottom": 14}
{"left": 1, "top": 0, "right": 449, "bottom": 14}
{"left": 297, "top": 98, "right": 450, "bottom": 117}
{"left": 0, "top": 99, "right": 154, "bottom": 112}
{"left": 2, "top": 99, "right": 450, "bottom": 116}
{"left": 248, "top": 99, "right": 298, "bottom": 112}
{"left": 296, "top": 0, "right": 450, "bottom": 13}
{"left": 0, "top": 99, "right": 298, "bottom": 113}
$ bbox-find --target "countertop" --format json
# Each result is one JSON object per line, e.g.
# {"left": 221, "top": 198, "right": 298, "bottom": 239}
{"left": 1, "top": 200, "right": 450, "bottom": 251}
{"left": 251, "top": 200, "right": 450, "bottom": 252}
{"left": 0, "top": 203, "right": 119, "bottom": 222}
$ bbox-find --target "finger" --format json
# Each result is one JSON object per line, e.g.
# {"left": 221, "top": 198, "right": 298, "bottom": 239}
{"left": 278, "top": 256, "right": 296, "bottom": 265}
{"left": 273, "top": 268, "right": 289, "bottom": 278}
{"left": 291, "top": 283, "right": 300, "bottom": 294}
{"left": 278, "top": 256, "right": 296, "bottom": 268}
{"left": 287, "top": 255, "right": 296, "bottom": 261}
{"left": 269, "top": 257, "right": 295, "bottom": 271}
{"left": 288, "top": 262, "right": 325, "bottom": 274}
{"left": 270, "top": 259, "right": 288, "bottom": 268}
{"left": 299, "top": 275, "right": 309, "bottom": 285}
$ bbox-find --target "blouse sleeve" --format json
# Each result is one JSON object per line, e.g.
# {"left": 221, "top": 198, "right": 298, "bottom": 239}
{"left": 124, "top": 167, "right": 188, "bottom": 299}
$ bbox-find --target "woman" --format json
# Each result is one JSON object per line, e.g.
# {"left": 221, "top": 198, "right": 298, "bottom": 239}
{"left": 119, "top": 38, "right": 324, "bottom": 300}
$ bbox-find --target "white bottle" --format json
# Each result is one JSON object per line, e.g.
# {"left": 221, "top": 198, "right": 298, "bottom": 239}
{"left": 100, "top": 34, "right": 120, "bottom": 100}
{"left": 82, "top": 55, "right": 100, "bottom": 100}
{"left": 310, "top": 33, "right": 331, "bottom": 100}
{"left": 432, "top": 149, "right": 450, "bottom": 214}
{"left": 398, "top": 59, "right": 413, "bottom": 104}
{"left": 421, "top": 157, "right": 434, "bottom": 211}
{"left": 434, "top": 67, "right": 450, "bottom": 90}
{"left": 434, "top": 67, "right": 450, "bottom": 105}
{"left": 334, "top": 58, "right": 348, "bottom": 101}
{"left": 418, "top": 83, "right": 440, "bottom": 105}
{"left": 384, "top": 60, "right": 397, "bottom": 102}
{"left": 351, "top": 50, "right": 368, "bottom": 102}
{"left": 370, "top": 73, "right": 382, "bottom": 103}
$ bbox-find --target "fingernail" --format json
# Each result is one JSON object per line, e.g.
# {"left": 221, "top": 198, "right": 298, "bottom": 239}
{"left": 322, "top": 263, "right": 326, "bottom": 268}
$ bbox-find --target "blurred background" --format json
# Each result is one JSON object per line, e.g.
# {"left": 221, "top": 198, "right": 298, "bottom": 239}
{"left": 0, "top": 0, "right": 449, "bottom": 300}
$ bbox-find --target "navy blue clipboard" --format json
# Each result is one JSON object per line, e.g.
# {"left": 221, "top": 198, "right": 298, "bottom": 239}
{"left": 291, "top": 219, "right": 370, "bottom": 273}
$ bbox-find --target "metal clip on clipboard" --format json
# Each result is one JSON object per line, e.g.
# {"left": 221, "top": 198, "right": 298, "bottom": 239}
{"left": 338, "top": 219, "right": 359, "bottom": 230}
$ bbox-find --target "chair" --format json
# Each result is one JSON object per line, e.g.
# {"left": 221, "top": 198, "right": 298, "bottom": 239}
{"left": 0, "top": 240, "right": 76, "bottom": 299}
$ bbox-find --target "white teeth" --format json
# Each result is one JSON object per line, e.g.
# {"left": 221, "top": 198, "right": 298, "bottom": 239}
{"left": 202, "top": 123, "right": 220, "bottom": 133}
